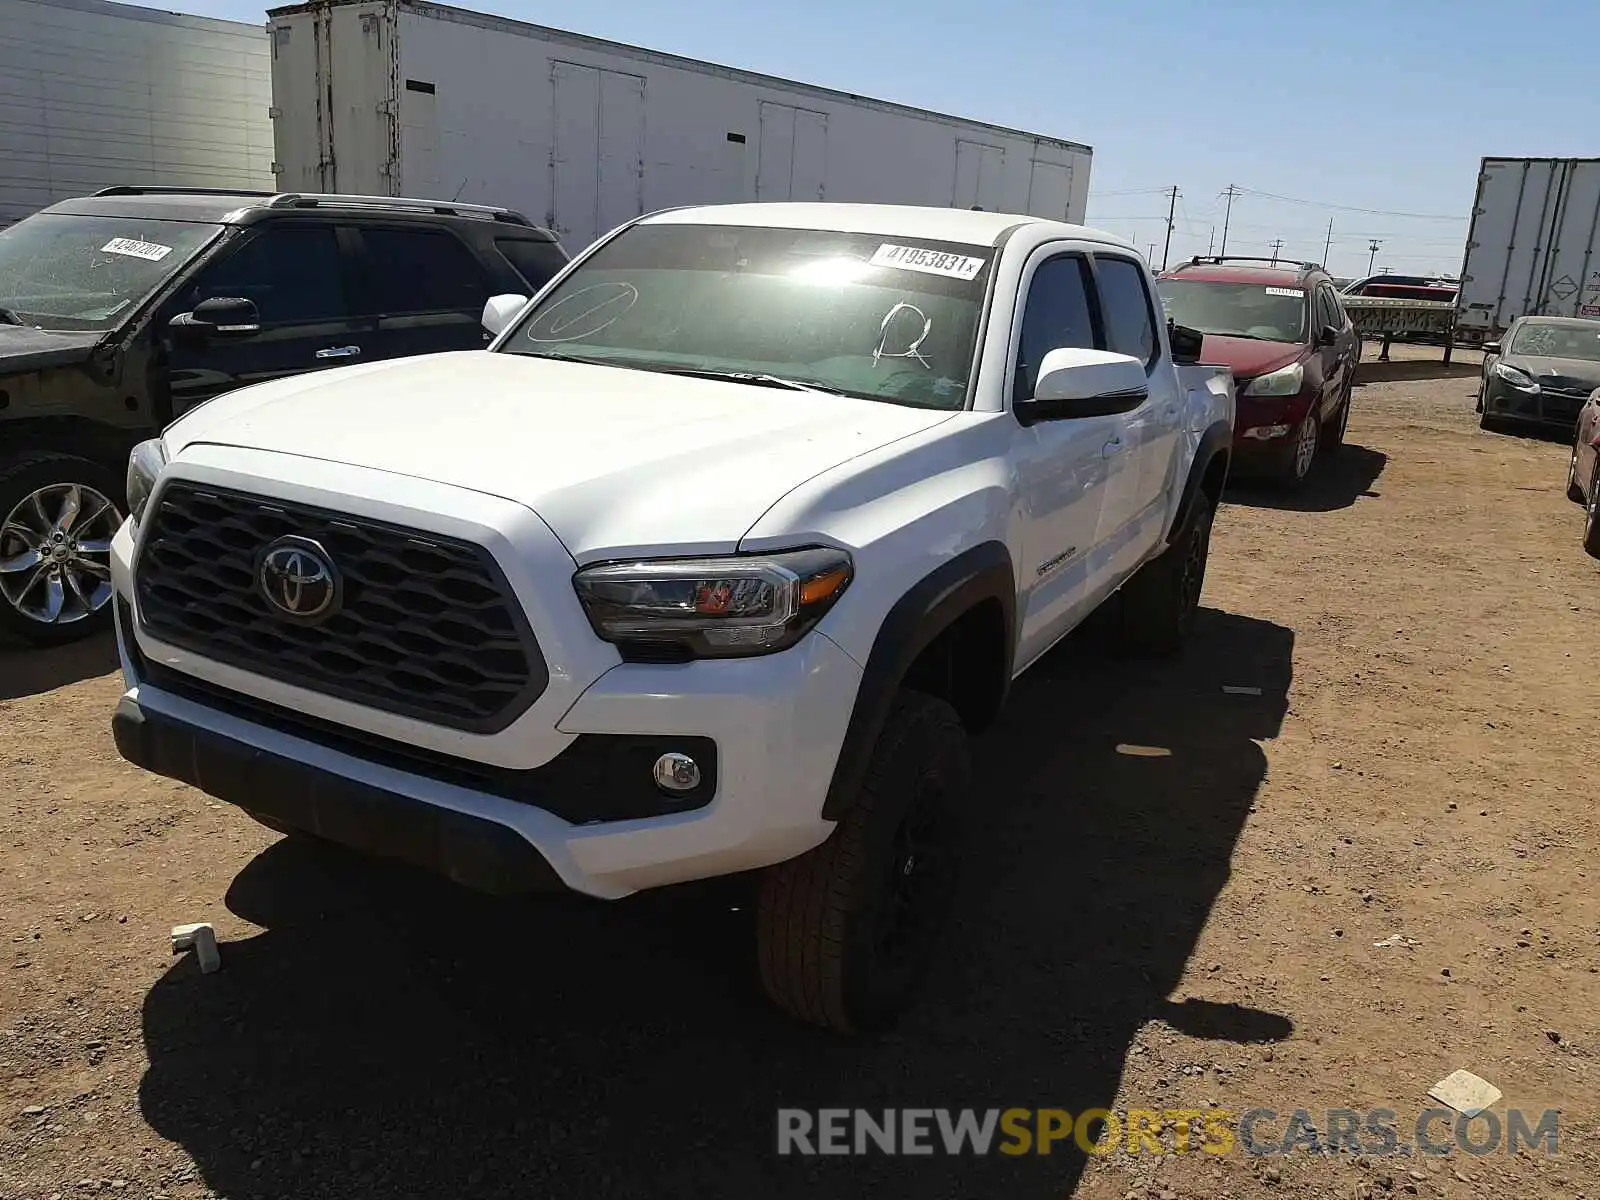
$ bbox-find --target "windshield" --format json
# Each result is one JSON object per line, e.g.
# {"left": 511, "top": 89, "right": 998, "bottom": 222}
{"left": 500, "top": 223, "right": 993, "bottom": 409}
{"left": 1155, "top": 278, "right": 1307, "bottom": 343}
{"left": 0, "top": 213, "right": 222, "bottom": 330}
{"left": 1509, "top": 321, "right": 1600, "bottom": 362}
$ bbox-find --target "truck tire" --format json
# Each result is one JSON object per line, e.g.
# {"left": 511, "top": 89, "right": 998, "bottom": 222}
{"left": 1118, "top": 489, "right": 1214, "bottom": 656}
{"left": 0, "top": 452, "right": 125, "bottom": 647}
{"left": 756, "top": 690, "right": 969, "bottom": 1034}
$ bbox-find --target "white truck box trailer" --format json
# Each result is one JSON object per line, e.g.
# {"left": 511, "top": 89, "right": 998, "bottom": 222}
{"left": 263, "top": 0, "right": 1093, "bottom": 250}
{"left": 1456, "top": 156, "right": 1600, "bottom": 343}
{"left": 0, "top": 0, "right": 275, "bottom": 227}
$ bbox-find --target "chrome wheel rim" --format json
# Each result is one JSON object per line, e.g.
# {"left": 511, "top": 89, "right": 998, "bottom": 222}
{"left": 1293, "top": 414, "right": 1318, "bottom": 478}
{"left": 0, "top": 483, "right": 122, "bottom": 626}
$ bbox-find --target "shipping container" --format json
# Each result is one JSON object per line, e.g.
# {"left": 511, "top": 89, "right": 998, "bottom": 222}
{"left": 0, "top": 0, "right": 275, "bottom": 227}
{"left": 1456, "top": 156, "right": 1600, "bottom": 343}
{"left": 264, "top": 0, "right": 1093, "bottom": 250}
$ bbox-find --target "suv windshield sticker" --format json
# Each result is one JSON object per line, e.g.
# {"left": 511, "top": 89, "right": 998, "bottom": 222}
{"left": 870, "top": 244, "right": 987, "bottom": 281}
{"left": 1264, "top": 287, "right": 1302, "bottom": 298}
{"left": 100, "top": 237, "right": 173, "bottom": 262}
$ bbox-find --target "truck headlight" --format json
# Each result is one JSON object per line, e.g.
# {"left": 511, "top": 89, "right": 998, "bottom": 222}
{"left": 1243, "top": 362, "right": 1305, "bottom": 397}
{"left": 126, "top": 439, "right": 168, "bottom": 525}
{"left": 1492, "top": 361, "right": 1540, "bottom": 392}
{"left": 573, "top": 547, "right": 853, "bottom": 659}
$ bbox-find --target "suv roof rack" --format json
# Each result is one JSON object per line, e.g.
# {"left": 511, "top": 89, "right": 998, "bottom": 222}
{"left": 1184, "top": 255, "right": 1324, "bottom": 273}
{"left": 90, "top": 186, "right": 536, "bottom": 228}
{"left": 266, "top": 192, "right": 533, "bottom": 226}
{"left": 93, "top": 185, "right": 279, "bottom": 198}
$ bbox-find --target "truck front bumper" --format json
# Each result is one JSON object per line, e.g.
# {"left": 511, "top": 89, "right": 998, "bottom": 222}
{"left": 111, "top": 498, "right": 864, "bottom": 900}
{"left": 112, "top": 688, "right": 568, "bottom": 895}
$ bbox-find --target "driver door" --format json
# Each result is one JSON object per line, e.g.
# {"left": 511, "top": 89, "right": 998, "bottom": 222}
{"left": 1010, "top": 249, "right": 1120, "bottom": 670}
{"left": 159, "top": 222, "right": 372, "bottom": 418}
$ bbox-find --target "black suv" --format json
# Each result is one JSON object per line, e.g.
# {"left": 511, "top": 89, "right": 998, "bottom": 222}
{"left": 0, "top": 187, "right": 569, "bottom": 646}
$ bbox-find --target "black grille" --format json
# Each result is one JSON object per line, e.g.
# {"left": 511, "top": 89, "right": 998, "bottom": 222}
{"left": 135, "top": 482, "right": 548, "bottom": 732}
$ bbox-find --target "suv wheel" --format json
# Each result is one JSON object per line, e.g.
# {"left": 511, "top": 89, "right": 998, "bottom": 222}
{"left": 1567, "top": 440, "right": 1588, "bottom": 504}
{"left": 1584, "top": 462, "right": 1600, "bottom": 561}
{"left": 756, "top": 690, "right": 969, "bottom": 1033}
{"left": 0, "top": 454, "right": 124, "bottom": 646}
{"left": 1118, "top": 489, "right": 1214, "bottom": 655}
{"left": 1321, "top": 387, "right": 1351, "bottom": 453}
{"left": 1281, "top": 411, "right": 1319, "bottom": 487}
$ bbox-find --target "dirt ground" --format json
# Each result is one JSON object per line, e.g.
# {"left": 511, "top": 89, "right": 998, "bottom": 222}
{"left": 2, "top": 342, "right": 1597, "bottom": 1200}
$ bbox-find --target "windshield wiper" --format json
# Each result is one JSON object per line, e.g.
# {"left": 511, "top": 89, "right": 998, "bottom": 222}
{"left": 648, "top": 367, "right": 854, "bottom": 396}
{"left": 0, "top": 307, "right": 25, "bottom": 326}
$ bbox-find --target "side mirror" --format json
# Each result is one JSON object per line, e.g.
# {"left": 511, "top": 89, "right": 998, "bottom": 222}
{"left": 1168, "top": 320, "right": 1204, "bottom": 365}
{"left": 1482, "top": 341, "right": 1501, "bottom": 355}
{"left": 170, "top": 296, "right": 260, "bottom": 340}
{"left": 1318, "top": 324, "right": 1340, "bottom": 347}
{"left": 1015, "top": 347, "right": 1149, "bottom": 425}
{"left": 481, "top": 293, "right": 528, "bottom": 338}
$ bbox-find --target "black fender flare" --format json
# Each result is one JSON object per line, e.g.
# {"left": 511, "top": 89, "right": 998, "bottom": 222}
{"left": 1170, "top": 420, "right": 1233, "bottom": 538}
{"left": 821, "top": 540, "right": 1016, "bottom": 821}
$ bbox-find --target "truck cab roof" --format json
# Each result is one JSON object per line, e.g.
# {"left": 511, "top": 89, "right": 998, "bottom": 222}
{"left": 639, "top": 201, "right": 1140, "bottom": 252}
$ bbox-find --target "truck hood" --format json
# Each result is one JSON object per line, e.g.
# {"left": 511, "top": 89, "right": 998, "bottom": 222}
{"left": 0, "top": 325, "right": 105, "bottom": 375}
{"left": 1199, "top": 334, "right": 1305, "bottom": 381}
{"left": 164, "top": 350, "right": 956, "bottom": 560}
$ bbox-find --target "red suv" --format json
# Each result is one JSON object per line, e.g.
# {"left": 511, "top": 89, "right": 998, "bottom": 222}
{"left": 1156, "top": 257, "right": 1360, "bottom": 487}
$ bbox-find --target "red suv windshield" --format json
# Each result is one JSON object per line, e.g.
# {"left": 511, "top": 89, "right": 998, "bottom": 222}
{"left": 1156, "top": 277, "right": 1307, "bottom": 344}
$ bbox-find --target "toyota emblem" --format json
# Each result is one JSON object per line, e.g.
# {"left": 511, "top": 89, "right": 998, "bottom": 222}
{"left": 257, "top": 536, "right": 340, "bottom": 621}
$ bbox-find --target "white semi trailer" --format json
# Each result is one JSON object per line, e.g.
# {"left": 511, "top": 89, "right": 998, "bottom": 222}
{"left": 264, "top": 0, "right": 1093, "bottom": 250}
{"left": 0, "top": 0, "right": 274, "bottom": 227}
{"left": 1456, "top": 156, "right": 1600, "bottom": 344}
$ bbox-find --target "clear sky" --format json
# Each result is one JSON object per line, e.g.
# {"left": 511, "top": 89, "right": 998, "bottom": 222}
{"left": 168, "top": 0, "right": 1597, "bottom": 279}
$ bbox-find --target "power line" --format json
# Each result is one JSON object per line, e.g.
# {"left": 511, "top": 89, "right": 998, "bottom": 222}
{"left": 1237, "top": 187, "right": 1465, "bottom": 221}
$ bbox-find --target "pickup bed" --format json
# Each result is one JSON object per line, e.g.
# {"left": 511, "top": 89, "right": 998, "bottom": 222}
{"left": 109, "top": 202, "right": 1234, "bottom": 1033}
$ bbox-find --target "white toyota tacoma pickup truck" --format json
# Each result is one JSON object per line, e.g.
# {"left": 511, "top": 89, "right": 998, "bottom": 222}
{"left": 109, "top": 203, "right": 1235, "bottom": 1033}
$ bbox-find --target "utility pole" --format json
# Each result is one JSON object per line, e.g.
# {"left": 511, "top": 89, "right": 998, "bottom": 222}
{"left": 1367, "top": 239, "right": 1382, "bottom": 275}
{"left": 1219, "top": 184, "right": 1242, "bottom": 256}
{"left": 1207, "top": 225, "right": 1215, "bottom": 255}
{"left": 1161, "top": 185, "right": 1180, "bottom": 271}
{"left": 1322, "top": 218, "right": 1334, "bottom": 267}
{"left": 1269, "top": 238, "right": 1285, "bottom": 265}
{"left": 1147, "top": 242, "right": 1157, "bottom": 264}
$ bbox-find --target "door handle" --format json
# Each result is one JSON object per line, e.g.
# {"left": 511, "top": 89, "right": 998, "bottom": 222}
{"left": 315, "top": 345, "right": 362, "bottom": 360}
{"left": 1102, "top": 437, "right": 1124, "bottom": 458}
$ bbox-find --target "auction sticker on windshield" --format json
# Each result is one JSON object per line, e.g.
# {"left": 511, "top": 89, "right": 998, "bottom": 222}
{"left": 1264, "top": 287, "right": 1302, "bottom": 298}
{"left": 100, "top": 237, "right": 173, "bottom": 262}
{"left": 871, "top": 244, "right": 987, "bottom": 281}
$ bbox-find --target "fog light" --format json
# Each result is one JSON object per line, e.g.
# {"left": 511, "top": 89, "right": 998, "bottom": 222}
{"left": 1242, "top": 424, "right": 1291, "bottom": 440}
{"left": 653, "top": 751, "right": 701, "bottom": 793}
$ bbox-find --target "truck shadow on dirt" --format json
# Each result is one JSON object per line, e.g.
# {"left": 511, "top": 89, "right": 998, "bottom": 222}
{"left": 137, "top": 607, "right": 1294, "bottom": 1199}
{"left": 0, "top": 629, "right": 118, "bottom": 700}
{"left": 1224, "top": 445, "right": 1388, "bottom": 513}
{"left": 1353, "top": 359, "right": 1480, "bottom": 384}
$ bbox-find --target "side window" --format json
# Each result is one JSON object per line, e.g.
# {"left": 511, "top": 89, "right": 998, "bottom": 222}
{"left": 1318, "top": 285, "right": 1344, "bottom": 331}
{"left": 355, "top": 226, "right": 489, "bottom": 314}
{"left": 182, "top": 225, "right": 347, "bottom": 324}
{"left": 1095, "top": 256, "right": 1158, "bottom": 367}
{"left": 495, "top": 238, "right": 568, "bottom": 292}
{"left": 1013, "top": 255, "right": 1097, "bottom": 406}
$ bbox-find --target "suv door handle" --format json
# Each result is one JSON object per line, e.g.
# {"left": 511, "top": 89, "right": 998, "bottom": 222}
{"left": 1102, "top": 437, "right": 1124, "bottom": 458}
{"left": 315, "top": 345, "right": 361, "bottom": 360}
